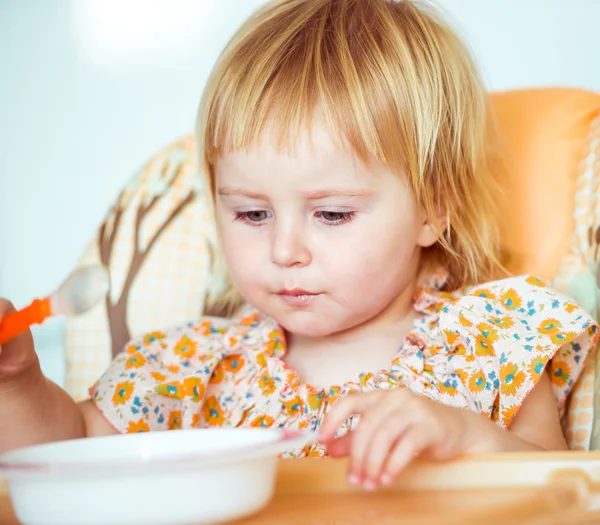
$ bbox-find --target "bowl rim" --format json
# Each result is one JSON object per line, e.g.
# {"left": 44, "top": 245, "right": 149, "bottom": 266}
{"left": 0, "top": 428, "right": 314, "bottom": 476}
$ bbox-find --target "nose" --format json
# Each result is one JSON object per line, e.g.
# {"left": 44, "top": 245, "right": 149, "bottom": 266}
{"left": 270, "top": 222, "right": 312, "bottom": 268}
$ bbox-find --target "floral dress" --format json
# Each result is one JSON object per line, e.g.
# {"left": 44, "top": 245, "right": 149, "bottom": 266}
{"left": 91, "top": 273, "right": 599, "bottom": 456}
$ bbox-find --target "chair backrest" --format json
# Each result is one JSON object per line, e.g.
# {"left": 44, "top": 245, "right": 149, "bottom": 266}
{"left": 489, "top": 88, "right": 600, "bottom": 281}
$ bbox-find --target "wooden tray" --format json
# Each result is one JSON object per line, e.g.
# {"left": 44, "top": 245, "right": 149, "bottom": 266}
{"left": 2, "top": 452, "right": 600, "bottom": 525}
{"left": 236, "top": 452, "right": 600, "bottom": 525}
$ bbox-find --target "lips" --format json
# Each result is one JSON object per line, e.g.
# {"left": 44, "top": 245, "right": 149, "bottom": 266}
{"left": 278, "top": 288, "right": 317, "bottom": 296}
{"left": 277, "top": 289, "right": 322, "bottom": 307}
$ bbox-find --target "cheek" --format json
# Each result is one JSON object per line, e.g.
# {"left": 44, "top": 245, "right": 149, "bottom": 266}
{"left": 333, "top": 219, "right": 417, "bottom": 274}
{"left": 322, "top": 218, "right": 419, "bottom": 297}
{"left": 216, "top": 216, "right": 265, "bottom": 284}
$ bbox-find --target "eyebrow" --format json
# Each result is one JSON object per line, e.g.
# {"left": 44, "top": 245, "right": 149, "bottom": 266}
{"left": 217, "top": 187, "right": 376, "bottom": 200}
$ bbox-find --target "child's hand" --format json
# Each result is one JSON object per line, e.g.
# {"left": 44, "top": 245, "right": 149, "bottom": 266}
{"left": 0, "top": 299, "right": 39, "bottom": 383}
{"left": 319, "top": 389, "right": 475, "bottom": 490}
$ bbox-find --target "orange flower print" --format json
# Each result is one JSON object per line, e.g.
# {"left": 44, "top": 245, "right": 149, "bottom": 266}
{"left": 258, "top": 373, "right": 276, "bottom": 395}
{"left": 501, "top": 404, "right": 520, "bottom": 427}
{"left": 283, "top": 396, "right": 304, "bottom": 416}
{"left": 154, "top": 381, "right": 184, "bottom": 400}
{"left": 143, "top": 331, "right": 167, "bottom": 346}
{"left": 166, "top": 364, "right": 181, "bottom": 374}
{"left": 500, "top": 289, "right": 522, "bottom": 311}
{"left": 304, "top": 444, "right": 325, "bottom": 457}
{"left": 241, "top": 312, "right": 261, "bottom": 326}
{"left": 250, "top": 415, "right": 275, "bottom": 428}
{"left": 224, "top": 355, "right": 245, "bottom": 374}
{"left": 453, "top": 368, "right": 468, "bottom": 384}
{"left": 328, "top": 386, "right": 342, "bottom": 403}
{"left": 359, "top": 372, "right": 374, "bottom": 388}
{"left": 168, "top": 410, "right": 183, "bottom": 430}
{"left": 525, "top": 276, "right": 545, "bottom": 287}
{"left": 237, "top": 410, "right": 250, "bottom": 427}
{"left": 183, "top": 376, "right": 205, "bottom": 402}
{"left": 491, "top": 396, "right": 500, "bottom": 423}
{"left": 267, "top": 329, "right": 285, "bottom": 353}
{"left": 471, "top": 288, "right": 496, "bottom": 300}
{"left": 443, "top": 330, "right": 460, "bottom": 345}
{"left": 550, "top": 360, "right": 571, "bottom": 387}
{"left": 203, "top": 396, "right": 225, "bottom": 426}
{"left": 191, "top": 413, "right": 201, "bottom": 428}
{"left": 475, "top": 322, "right": 498, "bottom": 357}
{"left": 468, "top": 370, "right": 486, "bottom": 393}
{"left": 125, "top": 352, "right": 147, "bottom": 370}
{"left": 210, "top": 363, "right": 224, "bottom": 384}
{"left": 194, "top": 320, "right": 218, "bottom": 336}
{"left": 537, "top": 318, "right": 561, "bottom": 335}
{"left": 527, "top": 356, "right": 547, "bottom": 379}
{"left": 256, "top": 353, "right": 268, "bottom": 368}
{"left": 550, "top": 332, "right": 574, "bottom": 346}
{"left": 564, "top": 302, "right": 579, "bottom": 313}
{"left": 429, "top": 301, "right": 445, "bottom": 314}
{"left": 125, "top": 344, "right": 139, "bottom": 355}
{"left": 173, "top": 335, "right": 197, "bottom": 359}
{"left": 458, "top": 314, "right": 473, "bottom": 327}
{"left": 488, "top": 316, "right": 514, "bottom": 329}
{"left": 475, "top": 335, "right": 494, "bottom": 356}
{"left": 428, "top": 344, "right": 443, "bottom": 356}
{"left": 112, "top": 381, "right": 134, "bottom": 406}
{"left": 127, "top": 418, "right": 150, "bottom": 433}
{"left": 285, "top": 370, "right": 299, "bottom": 388}
{"left": 454, "top": 343, "right": 468, "bottom": 356}
{"left": 438, "top": 380, "right": 458, "bottom": 397}
{"left": 151, "top": 371, "right": 167, "bottom": 382}
{"left": 500, "top": 363, "right": 526, "bottom": 396}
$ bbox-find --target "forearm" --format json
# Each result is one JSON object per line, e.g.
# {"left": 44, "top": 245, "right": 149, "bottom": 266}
{"left": 483, "top": 425, "right": 545, "bottom": 453}
{"left": 467, "top": 411, "right": 566, "bottom": 454}
{"left": 0, "top": 361, "right": 86, "bottom": 452}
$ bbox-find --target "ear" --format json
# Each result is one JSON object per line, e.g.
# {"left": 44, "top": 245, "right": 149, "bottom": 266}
{"left": 416, "top": 205, "right": 446, "bottom": 248}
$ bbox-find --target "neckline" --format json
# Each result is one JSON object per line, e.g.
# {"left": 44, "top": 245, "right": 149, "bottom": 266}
{"left": 228, "top": 269, "right": 450, "bottom": 398}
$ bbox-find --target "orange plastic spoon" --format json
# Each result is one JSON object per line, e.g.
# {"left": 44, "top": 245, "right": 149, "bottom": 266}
{"left": 0, "top": 265, "right": 110, "bottom": 346}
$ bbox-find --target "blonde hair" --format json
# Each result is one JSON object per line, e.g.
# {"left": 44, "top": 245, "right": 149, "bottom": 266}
{"left": 197, "top": 0, "right": 504, "bottom": 315}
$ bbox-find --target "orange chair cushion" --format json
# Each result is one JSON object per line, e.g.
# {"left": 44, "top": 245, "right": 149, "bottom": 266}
{"left": 490, "top": 88, "right": 600, "bottom": 280}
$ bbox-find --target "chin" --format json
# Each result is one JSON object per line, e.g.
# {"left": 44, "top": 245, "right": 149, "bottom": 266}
{"left": 272, "top": 311, "right": 345, "bottom": 338}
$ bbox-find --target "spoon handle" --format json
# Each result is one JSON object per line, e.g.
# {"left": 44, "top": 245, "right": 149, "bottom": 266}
{"left": 0, "top": 297, "right": 52, "bottom": 345}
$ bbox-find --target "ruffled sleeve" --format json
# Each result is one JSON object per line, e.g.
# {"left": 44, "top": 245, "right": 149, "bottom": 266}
{"left": 434, "top": 275, "right": 599, "bottom": 427}
{"left": 89, "top": 317, "right": 234, "bottom": 433}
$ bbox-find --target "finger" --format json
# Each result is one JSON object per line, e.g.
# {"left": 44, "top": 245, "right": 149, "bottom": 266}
{"left": 363, "top": 414, "right": 411, "bottom": 487}
{"left": 0, "top": 299, "right": 16, "bottom": 318}
{"left": 349, "top": 399, "right": 404, "bottom": 484}
{"left": 324, "top": 406, "right": 405, "bottom": 481}
{"left": 0, "top": 299, "right": 36, "bottom": 373}
{"left": 0, "top": 299, "right": 17, "bottom": 356}
{"left": 382, "top": 424, "right": 438, "bottom": 483}
{"left": 319, "top": 392, "right": 379, "bottom": 440}
{"left": 324, "top": 432, "right": 351, "bottom": 458}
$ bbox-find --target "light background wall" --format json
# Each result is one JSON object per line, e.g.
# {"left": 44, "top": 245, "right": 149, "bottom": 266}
{"left": 1, "top": 0, "right": 599, "bottom": 385}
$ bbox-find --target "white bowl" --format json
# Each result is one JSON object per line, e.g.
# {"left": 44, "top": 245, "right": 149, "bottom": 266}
{"left": 0, "top": 428, "right": 311, "bottom": 525}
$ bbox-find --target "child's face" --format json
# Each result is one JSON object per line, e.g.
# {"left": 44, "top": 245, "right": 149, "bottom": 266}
{"left": 214, "top": 122, "right": 437, "bottom": 337}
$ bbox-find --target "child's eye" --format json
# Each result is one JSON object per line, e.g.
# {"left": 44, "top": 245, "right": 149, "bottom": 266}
{"left": 234, "top": 210, "right": 272, "bottom": 225}
{"left": 315, "top": 210, "right": 356, "bottom": 226}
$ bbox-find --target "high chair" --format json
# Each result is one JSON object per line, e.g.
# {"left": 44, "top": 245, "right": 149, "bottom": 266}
{"left": 59, "top": 88, "right": 600, "bottom": 524}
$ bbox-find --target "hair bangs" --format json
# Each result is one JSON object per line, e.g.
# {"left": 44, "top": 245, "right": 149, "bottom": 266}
{"left": 200, "top": 0, "right": 415, "bottom": 189}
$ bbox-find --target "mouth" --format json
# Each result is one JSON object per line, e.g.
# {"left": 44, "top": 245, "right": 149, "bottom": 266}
{"left": 277, "top": 289, "right": 323, "bottom": 306}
